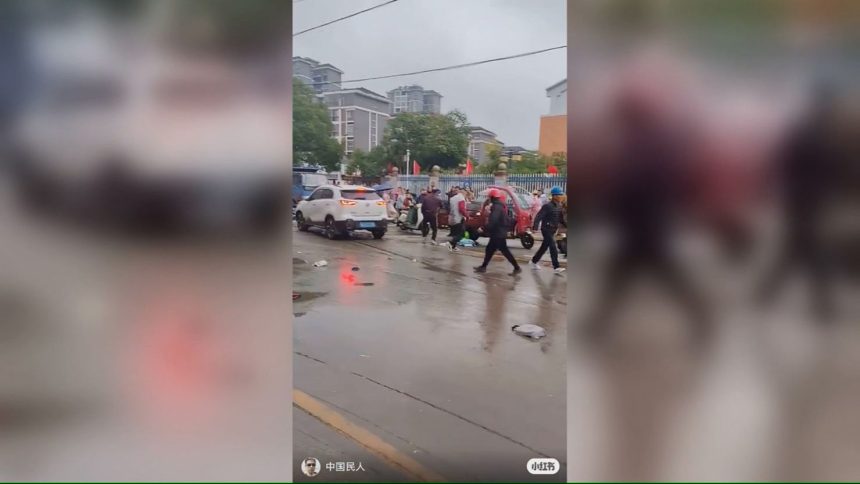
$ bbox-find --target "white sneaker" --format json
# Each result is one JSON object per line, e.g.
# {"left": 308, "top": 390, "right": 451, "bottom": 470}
{"left": 554, "top": 267, "right": 566, "bottom": 274}
{"left": 530, "top": 261, "right": 541, "bottom": 270}
{"left": 452, "top": 246, "right": 461, "bottom": 252}
{"left": 430, "top": 239, "right": 438, "bottom": 246}
{"left": 447, "top": 243, "right": 454, "bottom": 252}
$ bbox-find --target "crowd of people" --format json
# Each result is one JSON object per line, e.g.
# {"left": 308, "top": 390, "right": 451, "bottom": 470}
{"left": 376, "top": 183, "right": 568, "bottom": 275}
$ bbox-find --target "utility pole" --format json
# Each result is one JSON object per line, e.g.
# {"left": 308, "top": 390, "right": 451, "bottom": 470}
{"left": 405, "top": 148, "right": 411, "bottom": 177}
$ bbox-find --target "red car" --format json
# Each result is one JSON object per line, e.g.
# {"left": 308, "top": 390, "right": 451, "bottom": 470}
{"left": 464, "top": 185, "right": 536, "bottom": 249}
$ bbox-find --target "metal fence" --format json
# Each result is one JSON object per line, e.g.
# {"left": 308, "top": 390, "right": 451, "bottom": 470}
{"left": 508, "top": 175, "right": 566, "bottom": 194}
{"left": 396, "top": 174, "right": 565, "bottom": 194}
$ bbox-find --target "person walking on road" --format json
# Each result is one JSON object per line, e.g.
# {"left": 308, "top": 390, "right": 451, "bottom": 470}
{"left": 474, "top": 189, "right": 522, "bottom": 275}
{"left": 447, "top": 187, "right": 468, "bottom": 252}
{"left": 530, "top": 186, "right": 567, "bottom": 274}
{"left": 539, "top": 190, "right": 549, "bottom": 207}
{"left": 420, "top": 188, "right": 442, "bottom": 245}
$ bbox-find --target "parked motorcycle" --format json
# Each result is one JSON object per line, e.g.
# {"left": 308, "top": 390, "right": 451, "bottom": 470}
{"left": 556, "top": 230, "right": 567, "bottom": 258}
{"left": 397, "top": 204, "right": 429, "bottom": 236}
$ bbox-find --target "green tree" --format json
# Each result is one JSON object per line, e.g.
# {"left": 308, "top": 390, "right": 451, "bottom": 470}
{"left": 477, "top": 149, "right": 567, "bottom": 175}
{"left": 384, "top": 111, "right": 470, "bottom": 170}
{"left": 346, "top": 146, "right": 390, "bottom": 177}
{"left": 293, "top": 79, "right": 342, "bottom": 171}
{"left": 476, "top": 145, "right": 503, "bottom": 174}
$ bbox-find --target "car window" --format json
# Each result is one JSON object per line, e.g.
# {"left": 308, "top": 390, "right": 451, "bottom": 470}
{"left": 43, "top": 78, "right": 123, "bottom": 109}
{"left": 301, "top": 174, "right": 328, "bottom": 189}
{"left": 515, "top": 194, "right": 532, "bottom": 209}
{"left": 340, "top": 190, "right": 380, "bottom": 200}
{"left": 306, "top": 189, "right": 320, "bottom": 201}
{"left": 317, "top": 189, "right": 333, "bottom": 200}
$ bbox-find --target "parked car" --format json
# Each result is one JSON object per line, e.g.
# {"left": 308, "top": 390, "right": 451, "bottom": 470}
{"left": 292, "top": 167, "right": 328, "bottom": 214}
{"left": 464, "top": 185, "right": 535, "bottom": 249}
{"left": 295, "top": 184, "right": 388, "bottom": 239}
{"left": 11, "top": 54, "right": 290, "bottom": 234}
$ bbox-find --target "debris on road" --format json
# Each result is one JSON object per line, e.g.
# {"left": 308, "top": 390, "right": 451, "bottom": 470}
{"left": 511, "top": 324, "right": 547, "bottom": 340}
{"left": 355, "top": 282, "right": 375, "bottom": 287}
{"left": 312, "top": 260, "right": 328, "bottom": 268}
{"left": 351, "top": 266, "right": 360, "bottom": 271}
{"left": 292, "top": 293, "right": 301, "bottom": 300}
{"left": 359, "top": 354, "right": 370, "bottom": 358}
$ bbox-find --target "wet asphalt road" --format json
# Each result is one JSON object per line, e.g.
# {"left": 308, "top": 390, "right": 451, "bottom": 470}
{"left": 0, "top": 180, "right": 293, "bottom": 481}
{"left": 292, "top": 224, "right": 567, "bottom": 482}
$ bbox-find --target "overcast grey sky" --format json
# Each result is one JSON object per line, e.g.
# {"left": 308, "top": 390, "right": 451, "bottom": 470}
{"left": 293, "top": 0, "right": 566, "bottom": 150}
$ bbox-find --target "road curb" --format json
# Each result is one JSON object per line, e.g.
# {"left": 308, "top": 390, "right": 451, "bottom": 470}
{"left": 294, "top": 389, "right": 446, "bottom": 482}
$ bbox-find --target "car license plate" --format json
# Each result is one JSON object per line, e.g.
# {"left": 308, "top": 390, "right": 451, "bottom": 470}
{"left": 359, "top": 222, "right": 375, "bottom": 228}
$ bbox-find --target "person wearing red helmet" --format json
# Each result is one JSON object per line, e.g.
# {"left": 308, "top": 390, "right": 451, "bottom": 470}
{"left": 474, "top": 188, "right": 521, "bottom": 275}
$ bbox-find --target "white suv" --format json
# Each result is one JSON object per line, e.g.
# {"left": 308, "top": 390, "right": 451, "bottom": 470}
{"left": 295, "top": 184, "right": 388, "bottom": 239}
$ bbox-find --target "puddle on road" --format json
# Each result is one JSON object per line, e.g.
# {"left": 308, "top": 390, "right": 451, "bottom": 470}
{"left": 421, "top": 263, "right": 467, "bottom": 278}
{"left": 294, "top": 312, "right": 306, "bottom": 318}
{"left": 292, "top": 291, "right": 328, "bottom": 303}
{"left": 293, "top": 258, "right": 307, "bottom": 265}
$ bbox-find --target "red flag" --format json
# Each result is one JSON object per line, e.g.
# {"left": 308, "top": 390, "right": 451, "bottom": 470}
{"left": 548, "top": 165, "right": 559, "bottom": 175}
{"left": 413, "top": 160, "right": 421, "bottom": 175}
{"left": 465, "top": 158, "right": 473, "bottom": 175}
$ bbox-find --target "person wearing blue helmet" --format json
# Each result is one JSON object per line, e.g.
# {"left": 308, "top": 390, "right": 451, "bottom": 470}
{"left": 530, "top": 186, "right": 567, "bottom": 273}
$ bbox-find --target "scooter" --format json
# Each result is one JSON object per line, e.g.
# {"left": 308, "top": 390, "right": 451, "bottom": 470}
{"left": 397, "top": 204, "right": 429, "bottom": 236}
{"left": 556, "top": 231, "right": 567, "bottom": 258}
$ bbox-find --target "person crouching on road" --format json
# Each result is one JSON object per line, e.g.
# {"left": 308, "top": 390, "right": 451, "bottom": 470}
{"left": 474, "top": 189, "right": 522, "bottom": 275}
{"left": 447, "top": 187, "right": 468, "bottom": 252}
{"left": 530, "top": 186, "right": 567, "bottom": 274}
{"left": 420, "top": 188, "right": 442, "bottom": 245}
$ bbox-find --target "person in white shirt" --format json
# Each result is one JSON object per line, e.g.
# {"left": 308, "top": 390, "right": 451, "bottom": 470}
{"left": 446, "top": 187, "right": 468, "bottom": 252}
{"left": 539, "top": 190, "right": 549, "bottom": 206}
{"left": 530, "top": 190, "right": 542, "bottom": 218}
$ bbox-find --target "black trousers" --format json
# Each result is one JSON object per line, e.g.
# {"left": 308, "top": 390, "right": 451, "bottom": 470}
{"left": 481, "top": 236, "right": 519, "bottom": 269}
{"left": 584, "top": 241, "right": 710, "bottom": 339}
{"left": 532, "top": 227, "right": 560, "bottom": 268}
{"left": 757, "top": 225, "right": 833, "bottom": 321}
{"left": 449, "top": 221, "right": 465, "bottom": 248}
{"left": 420, "top": 211, "right": 437, "bottom": 240}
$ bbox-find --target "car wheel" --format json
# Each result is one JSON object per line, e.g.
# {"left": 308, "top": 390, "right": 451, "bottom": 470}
{"left": 521, "top": 232, "right": 535, "bottom": 250}
{"left": 325, "top": 216, "right": 338, "bottom": 240}
{"left": 372, "top": 230, "right": 385, "bottom": 240}
{"left": 296, "top": 212, "right": 309, "bottom": 231}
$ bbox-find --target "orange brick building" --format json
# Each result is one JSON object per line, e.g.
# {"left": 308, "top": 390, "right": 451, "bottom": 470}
{"left": 539, "top": 79, "right": 567, "bottom": 157}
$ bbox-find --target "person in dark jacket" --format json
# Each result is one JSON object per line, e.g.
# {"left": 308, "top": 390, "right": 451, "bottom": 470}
{"left": 581, "top": 84, "right": 711, "bottom": 345}
{"left": 755, "top": 82, "right": 839, "bottom": 322}
{"left": 530, "top": 186, "right": 567, "bottom": 273}
{"left": 474, "top": 189, "right": 522, "bottom": 275}
{"left": 420, "top": 188, "right": 442, "bottom": 244}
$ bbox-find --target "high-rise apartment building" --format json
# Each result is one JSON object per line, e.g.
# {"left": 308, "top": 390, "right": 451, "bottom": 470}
{"left": 386, "top": 85, "right": 442, "bottom": 115}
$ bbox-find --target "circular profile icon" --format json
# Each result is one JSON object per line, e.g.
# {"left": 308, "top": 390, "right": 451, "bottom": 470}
{"left": 301, "top": 457, "right": 321, "bottom": 477}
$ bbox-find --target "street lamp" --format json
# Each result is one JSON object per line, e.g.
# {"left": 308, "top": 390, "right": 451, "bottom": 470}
{"left": 392, "top": 128, "right": 410, "bottom": 177}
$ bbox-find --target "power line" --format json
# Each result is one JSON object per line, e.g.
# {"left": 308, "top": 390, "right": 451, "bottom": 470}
{"left": 312, "top": 45, "right": 566, "bottom": 86}
{"left": 294, "top": 0, "right": 400, "bottom": 37}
